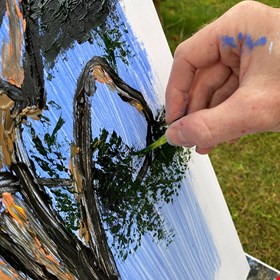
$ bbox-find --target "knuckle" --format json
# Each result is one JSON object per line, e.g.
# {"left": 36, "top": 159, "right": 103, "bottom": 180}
{"left": 221, "top": 1, "right": 258, "bottom": 22}
{"left": 174, "top": 42, "right": 186, "bottom": 59}
{"left": 231, "top": 0, "right": 258, "bottom": 13}
{"left": 233, "top": 0, "right": 254, "bottom": 9}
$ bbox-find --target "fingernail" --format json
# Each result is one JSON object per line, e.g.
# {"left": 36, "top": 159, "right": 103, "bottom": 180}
{"left": 165, "top": 126, "right": 177, "bottom": 146}
{"left": 165, "top": 132, "right": 177, "bottom": 146}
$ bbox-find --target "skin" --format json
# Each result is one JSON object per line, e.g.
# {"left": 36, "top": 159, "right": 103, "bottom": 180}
{"left": 165, "top": 1, "right": 280, "bottom": 154}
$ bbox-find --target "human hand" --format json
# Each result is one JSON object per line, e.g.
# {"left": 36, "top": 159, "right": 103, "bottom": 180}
{"left": 165, "top": 1, "right": 280, "bottom": 154}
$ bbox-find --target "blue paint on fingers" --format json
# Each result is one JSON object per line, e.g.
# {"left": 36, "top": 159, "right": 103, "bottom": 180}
{"left": 237, "top": 32, "right": 244, "bottom": 41}
{"left": 221, "top": 33, "right": 267, "bottom": 51}
{"left": 244, "top": 35, "right": 267, "bottom": 51}
{"left": 254, "top": 36, "right": 267, "bottom": 47}
{"left": 244, "top": 35, "right": 254, "bottom": 51}
{"left": 221, "top": 35, "right": 238, "bottom": 48}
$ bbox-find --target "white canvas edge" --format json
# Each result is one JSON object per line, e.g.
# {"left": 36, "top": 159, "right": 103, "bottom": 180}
{"left": 190, "top": 152, "right": 250, "bottom": 279}
{"left": 120, "top": 0, "right": 250, "bottom": 279}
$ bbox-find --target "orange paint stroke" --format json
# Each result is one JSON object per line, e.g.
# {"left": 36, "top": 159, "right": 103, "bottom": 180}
{"left": 2, "top": 192, "right": 27, "bottom": 225}
{"left": 0, "top": 271, "right": 14, "bottom": 280}
{"left": 1, "top": 0, "right": 24, "bottom": 87}
{"left": 0, "top": 195, "right": 76, "bottom": 279}
{"left": 0, "top": 94, "right": 15, "bottom": 168}
{"left": 0, "top": 259, "right": 20, "bottom": 279}
{"left": 69, "top": 144, "right": 83, "bottom": 193}
{"left": 33, "top": 236, "right": 60, "bottom": 266}
{"left": 93, "top": 66, "right": 116, "bottom": 92}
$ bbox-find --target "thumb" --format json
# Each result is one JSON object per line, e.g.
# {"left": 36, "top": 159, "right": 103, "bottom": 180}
{"left": 165, "top": 90, "right": 259, "bottom": 150}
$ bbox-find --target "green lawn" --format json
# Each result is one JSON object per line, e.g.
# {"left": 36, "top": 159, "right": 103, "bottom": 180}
{"left": 160, "top": 0, "right": 280, "bottom": 269}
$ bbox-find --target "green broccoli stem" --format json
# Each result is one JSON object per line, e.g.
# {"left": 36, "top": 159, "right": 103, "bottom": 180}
{"left": 134, "top": 135, "right": 167, "bottom": 156}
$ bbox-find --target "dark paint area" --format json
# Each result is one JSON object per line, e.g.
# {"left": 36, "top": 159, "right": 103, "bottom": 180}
{"left": 27, "top": 0, "right": 116, "bottom": 66}
{"left": 0, "top": 1, "right": 122, "bottom": 278}
{"left": 0, "top": 1, "right": 5, "bottom": 29}
{"left": 11, "top": 163, "right": 116, "bottom": 280}
{"left": 4, "top": 0, "right": 116, "bottom": 117}
{"left": 74, "top": 55, "right": 189, "bottom": 261}
{"left": 0, "top": 1, "right": 190, "bottom": 279}
{"left": 93, "top": 117, "right": 189, "bottom": 259}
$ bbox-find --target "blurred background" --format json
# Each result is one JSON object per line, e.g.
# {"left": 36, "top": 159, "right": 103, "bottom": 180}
{"left": 155, "top": 0, "right": 280, "bottom": 270}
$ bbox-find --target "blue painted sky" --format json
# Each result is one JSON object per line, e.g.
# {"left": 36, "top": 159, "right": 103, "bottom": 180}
{"left": 0, "top": 2, "right": 221, "bottom": 279}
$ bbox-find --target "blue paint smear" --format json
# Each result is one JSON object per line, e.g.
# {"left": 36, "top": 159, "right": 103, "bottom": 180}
{"left": 237, "top": 32, "right": 244, "bottom": 41}
{"left": 0, "top": 2, "right": 221, "bottom": 279}
{"left": 254, "top": 36, "right": 267, "bottom": 47}
{"left": 244, "top": 35, "right": 267, "bottom": 51}
{"left": 221, "top": 33, "right": 267, "bottom": 52}
{"left": 244, "top": 35, "right": 254, "bottom": 51}
{"left": 222, "top": 35, "right": 238, "bottom": 48}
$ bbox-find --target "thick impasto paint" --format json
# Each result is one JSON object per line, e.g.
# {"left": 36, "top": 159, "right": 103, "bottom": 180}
{"left": 0, "top": 0, "right": 249, "bottom": 279}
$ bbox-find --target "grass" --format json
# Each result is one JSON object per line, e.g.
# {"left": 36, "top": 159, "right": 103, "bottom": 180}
{"left": 160, "top": 0, "right": 280, "bottom": 270}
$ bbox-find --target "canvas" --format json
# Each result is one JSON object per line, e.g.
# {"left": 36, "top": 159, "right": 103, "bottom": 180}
{"left": 0, "top": 0, "right": 249, "bottom": 279}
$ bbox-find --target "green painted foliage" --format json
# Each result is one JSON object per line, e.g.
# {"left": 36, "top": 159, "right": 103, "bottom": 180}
{"left": 92, "top": 112, "right": 190, "bottom": 259}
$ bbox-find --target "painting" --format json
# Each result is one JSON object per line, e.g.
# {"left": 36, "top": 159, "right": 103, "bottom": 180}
{"left": 0, "top": 0, "right": 249, "bottom": 279}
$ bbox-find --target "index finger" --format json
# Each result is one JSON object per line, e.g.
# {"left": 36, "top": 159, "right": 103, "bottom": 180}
{"left": 165, "top": 22, "right": 221, "bottom": 124}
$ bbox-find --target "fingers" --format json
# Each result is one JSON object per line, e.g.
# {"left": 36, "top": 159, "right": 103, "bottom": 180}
{"left": 165, "top": 0, "right": 278, "bottom": 124}
{"left": 168, "top": 62, "right": 238, "bottom": 120}
{"left": 187, "top": 62, "right": 232, "bottom": 114}
{"left": 164, "top": 1, "right": 280, "bottom": 154}
{"left": 165, "top": 22, "right": 220, "bottom": 124}
{"left": 165, "top": 87, "right": 257, "bottom": 151}
{"left": 208, "top": 72, "right": 239, "bottom": 108}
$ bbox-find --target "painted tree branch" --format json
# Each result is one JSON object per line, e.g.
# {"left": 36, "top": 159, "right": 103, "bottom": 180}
{"left": 79, "top": 56, "right": 155, "bottom": 180}
{"left": 0, "top": 163, "right": 112, "bottom": 280}
{"left": 72, "top": 60, "right": 120, "bottom": 279}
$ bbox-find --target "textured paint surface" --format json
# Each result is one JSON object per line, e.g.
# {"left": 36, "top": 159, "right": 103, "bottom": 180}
{"left": 19, "top": 2, "right": 219, "bottom": 279}
{"left": 1, "top": 0, "right": 24, "bottom": 87}
{"left": 0, "top": 93, "right": 15, "bottom": 168}
{"left": 1, "top": 192, "right": 76, "bottom": 279}
{"left": 0, "top": 0, "right": 25, "bottom": 169}
{"left": 0, "top": 0, "right": 251, "bottom": 279}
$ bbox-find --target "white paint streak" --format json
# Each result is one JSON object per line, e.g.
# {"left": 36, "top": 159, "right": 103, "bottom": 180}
{"left": 269, "top": 41, "right": 274, "bottom": 55}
